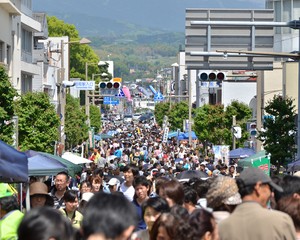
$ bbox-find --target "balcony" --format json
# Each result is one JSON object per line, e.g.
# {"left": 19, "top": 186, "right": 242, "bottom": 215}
{"left": 0, "top": 0, "right": 21, "bottom": 15}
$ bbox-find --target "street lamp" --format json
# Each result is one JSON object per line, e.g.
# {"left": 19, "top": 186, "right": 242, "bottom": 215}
{"left": 55, "top": 37, "right": 90, "bottom": 154}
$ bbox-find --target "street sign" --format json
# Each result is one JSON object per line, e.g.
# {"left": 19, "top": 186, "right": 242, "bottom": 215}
{"left": 74, "top": 81, "right": 95, "bottom": 90}
{"left": 113, "top": 77, "right": 122, "bottom": 82}
{"left": 116, "top": 88, "right": 126, "bottom": 98}
{"left": 103, "top": 97, "right": 120, "bottom": 105}
{"left": 154, "top": 92, "right": 164, "bottom": 101}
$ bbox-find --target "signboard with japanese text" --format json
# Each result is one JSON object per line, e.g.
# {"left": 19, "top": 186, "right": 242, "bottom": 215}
{"left": 74, "top": 81, "right": 95, "bottom": 90}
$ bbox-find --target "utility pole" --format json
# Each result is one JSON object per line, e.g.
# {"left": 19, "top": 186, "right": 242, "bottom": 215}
{"left": 188, "top": 71, "right": 193, "bottom": 146}
{"left": 85, "top": 62, "right": 90, "bottom": 127}
{"left": 232, "top": 115, "right": 236, "bottom": 150}
{"left": 58, "top": 39, "right": 66, "bottom": 153}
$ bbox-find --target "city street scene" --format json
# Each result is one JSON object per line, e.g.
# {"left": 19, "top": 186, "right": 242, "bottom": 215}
{"left": 1, "top": 0, "right": 300, "bottom": 239}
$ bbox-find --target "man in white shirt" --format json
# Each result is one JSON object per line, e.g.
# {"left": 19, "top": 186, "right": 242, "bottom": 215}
{"left": 120, "top": 164, "right": 139, "bottom": 201}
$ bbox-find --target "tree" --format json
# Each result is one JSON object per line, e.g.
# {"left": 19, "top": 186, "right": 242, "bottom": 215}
{"left": 225, "top": 100, "right": 252, "bottom": 148}
{"left": 90, "top": 105, "right": 101, "bottom": 134}
{"left": 154, "top": 102, "right": 170, "bottom": 127}
{"left": 193, "top": 104, "right": 230, "bottom": 145}
{"left": 47, "top": 16, "right": 100, "bottom": 81}
{"left": 65, "top": 94, "right": 88, "bottom": 150}
{"left": 258, "top": 96, "right": 297, "bottom": 174}
{"left": 168, "top": 101, "right": 189, "bottom": 131}
{"left": 14, "top": 92, "right": 60, "bottom": 152}
{"left": 0, "top": 66, "right": 18, "bottom": 145}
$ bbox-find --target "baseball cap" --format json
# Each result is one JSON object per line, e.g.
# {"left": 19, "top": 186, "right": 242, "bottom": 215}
{"left": 107, "top": 178, "right": 120, "bottom": 186}
{"left": 0, "top": 183, "right": 15, "bottom": 198}
{"left": 239, "top": 168, "right": 283, "bottom": 192}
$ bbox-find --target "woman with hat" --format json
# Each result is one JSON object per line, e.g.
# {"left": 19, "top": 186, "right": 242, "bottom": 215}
{"left": 30, "top": 182, "right": 54, "bottom": 208}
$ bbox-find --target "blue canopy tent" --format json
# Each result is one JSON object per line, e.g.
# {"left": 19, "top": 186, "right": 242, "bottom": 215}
{"left": 168, "top": 131, "right": 184, "bottom": 138}
{"left": 229, "top": 147, "right": 256, "bottom": 159}
{"left": 0, "top": 140, "right": 28, "bottom": 183}
{"left": 177, "top": 131, "right": 198, "bottom": 140}
{"left": 28, "top": 154, "right": 68, "bottom": 176}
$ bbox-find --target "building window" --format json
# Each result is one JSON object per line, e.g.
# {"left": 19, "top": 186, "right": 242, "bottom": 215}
{"left": 21, "top": 73, "right": 32, "bottom": 94}
{"left": 0, "top": 41, "right": 3, "bottom": 63}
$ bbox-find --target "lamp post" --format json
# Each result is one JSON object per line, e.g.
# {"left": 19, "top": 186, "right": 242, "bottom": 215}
{"left": 187, "top": 71, "right": 193, "bottom": 146}
{"left": 54, "top": 37, "right": 90, "bottom": 154}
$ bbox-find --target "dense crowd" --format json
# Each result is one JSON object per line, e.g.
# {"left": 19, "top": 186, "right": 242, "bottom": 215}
{"left": 1, "top": 119, "right": 300, "bottom": 240}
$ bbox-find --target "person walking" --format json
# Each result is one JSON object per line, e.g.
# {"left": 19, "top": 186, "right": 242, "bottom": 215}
{"left": 219, "top": 168, "right": 296, "bottom": 240}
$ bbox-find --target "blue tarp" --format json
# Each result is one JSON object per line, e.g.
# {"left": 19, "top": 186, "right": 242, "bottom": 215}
{"left": 229, "top": 147, "right": 256, "bottom": 159}
{"left": 0, "top": 140, "right": 28, "bottom": 183}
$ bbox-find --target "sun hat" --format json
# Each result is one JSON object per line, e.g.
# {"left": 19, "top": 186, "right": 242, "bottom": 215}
{"left": 30, "top": 182, "right": 49, "bottom": 196}
{"left": 239, "top": 167, "right": 283, "bottom": 192}
{"left": 206, "top": 176, "right": 242, "bottom": 210}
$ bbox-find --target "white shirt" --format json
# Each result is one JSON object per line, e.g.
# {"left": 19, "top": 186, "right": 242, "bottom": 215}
{"left": 120, "top": 182, "right": 135, "bottom": 202}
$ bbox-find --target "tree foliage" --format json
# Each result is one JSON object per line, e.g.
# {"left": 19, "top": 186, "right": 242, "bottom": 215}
{"left": 14, "top": 92, "right": 60, "bottom": 152}
{"left": 225, "top": 100, "right": 253, "bottom": 147}
{"left": 0, "top": 67, "right": 18, "bottom": 145}
{"left": 65, "top": 94, "right": 88, "bottom": 150}
{"left": 193, "top": 104, "right": 230, "bottom": 145}
{"left": 258, "top": 96, "right": 297, "bottom": 173}
{"left": 168, "top": 101, "right": 189, "bottom": 131}
{"left": 193, "top": 101, "right": 252, "bottom": 147}
{"left": 90, "top": 105, "right": 101, "bottom": 134}
{"left": 47, "top": 16, "right": 100, "bottom": 81}
{"left": 154, "top": 102, "right": 170, "bottom": 127}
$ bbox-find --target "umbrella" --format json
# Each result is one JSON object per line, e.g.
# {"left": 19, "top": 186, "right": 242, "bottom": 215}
{"left": 0, "top": 140, "right": 28, "bottom": 183}
{"left": 287, "top": 159, "right": 300, "bottom": 172}
{"left": 229, "top": 148, "right": 256, "bottom": 159}
{"left": 176, "top": 170, "right": 208, "bottom": 182}
{"left": 62, "top": 152, "right": 92, "bottom": 164}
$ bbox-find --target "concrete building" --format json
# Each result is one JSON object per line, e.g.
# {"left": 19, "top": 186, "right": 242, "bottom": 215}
{"left": 266, "top": 0, "right": 300, "bottom": 53}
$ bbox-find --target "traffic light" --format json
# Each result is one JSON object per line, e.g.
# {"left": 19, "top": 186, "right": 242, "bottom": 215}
{"left": 249, "top": 122, "right": 257, "bottom": 136}
{"left": 99, "top": 82, "right": 120, "bottom": 89}
{"left": 198, "top": 71, "right": 226, "bottom": 81}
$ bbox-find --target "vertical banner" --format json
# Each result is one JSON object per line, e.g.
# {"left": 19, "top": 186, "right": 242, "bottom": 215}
{"left": 213, "top": 145, "right": 230, "bottom": 165}
{"left": 88, "top": 127, "right": 95, "bottom": 149}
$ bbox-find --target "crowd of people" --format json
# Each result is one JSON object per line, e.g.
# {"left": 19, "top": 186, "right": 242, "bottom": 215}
{"left": 1, "top": 119, "right": 300, "bottom": 239}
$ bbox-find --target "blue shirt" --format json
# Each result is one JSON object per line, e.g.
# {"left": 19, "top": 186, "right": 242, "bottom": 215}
{"left": 132, "top": 199, "right": 147, "bottom": 230}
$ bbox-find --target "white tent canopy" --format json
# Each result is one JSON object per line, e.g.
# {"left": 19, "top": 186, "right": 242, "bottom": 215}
{"left": 62, "top": 152, "right": 92, "bottom": 165}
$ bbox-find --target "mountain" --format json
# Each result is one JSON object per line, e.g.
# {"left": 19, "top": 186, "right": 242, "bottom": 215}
{"left": 33, "top": 0, "right": 265, "bottom": 37}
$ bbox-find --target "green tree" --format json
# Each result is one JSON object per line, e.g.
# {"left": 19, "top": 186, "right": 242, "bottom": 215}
{"left": 47, "top": 16, "right": 100, "bottom": 81}
{"left": 0, "top": 66, "right": 18, "bottom": 145}
{"left": 194, "top": 104, "right": 230, "bottom": 145}
{"left": 258, "top": 96, "right": 297, "bottom": 173}
{"left": 65, "top": 94, "right": 88, "bottom": 150}
{"left": 225, "top": 100, "right": 252, "bottom": 148}
{"left": 154, "top": 102, "right": 170, "bottom": 127}
{"left": 90, "top": 105, "right": 101, "bottom": 134}
{"left": 168, "top": 101, "right": 189, "bottom": 131}
{"left": 14, "top": 92, "right": 60, "bottom": 152}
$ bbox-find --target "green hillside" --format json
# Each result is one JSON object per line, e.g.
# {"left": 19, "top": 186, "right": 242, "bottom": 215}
{"left": 90, "top": 32, "right": 184, "bottom": 82}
